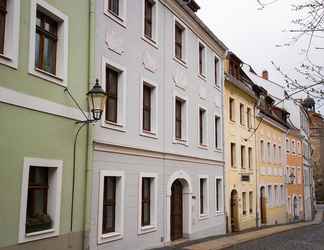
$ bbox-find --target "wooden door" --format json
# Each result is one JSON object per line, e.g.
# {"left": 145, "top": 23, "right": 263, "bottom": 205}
{"left": 171, "top": 180, "right": 183, "bottom": 241}
{"left": 260, "top": 188, "right": 267, "bottom": 224}
{"left": 230, "top": 190, "right": 239, "bottom": 232}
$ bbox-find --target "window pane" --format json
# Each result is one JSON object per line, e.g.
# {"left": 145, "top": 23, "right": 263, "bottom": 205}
{"left": 102, "top": 177, "right": 116, "bottom": 234}
{"left": 142, "top": 178, "right": 151, "bottom": 226}
{"left": 144, "top": 0, "right": 153, "bottom": 38}
{"left": 43, "top": 37, "right": 56, "bottom": 74}
{"left": 0, "top": 0, "right": 7, "bottom": 54}
{"left": 108, "top": 0, "right": 119, "bottom": 16}
{"left": 143, "top": 85, "right": 152, "bottom": 131}
{"left": 106, "top": 68, "right": 118, "bottom": 123}
{"left": 175, "top": 24, "right": 183, "bottom": 59}
{"left": 175, "top": 100, "right": 182, "bottom": 139}
{"left": 200, "top": 179, "right": 204, "bottom": 214}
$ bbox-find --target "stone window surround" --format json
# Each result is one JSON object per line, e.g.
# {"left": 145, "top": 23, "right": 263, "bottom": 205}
{"left": 18, "top": 157, "right": 63, "bottom": 243}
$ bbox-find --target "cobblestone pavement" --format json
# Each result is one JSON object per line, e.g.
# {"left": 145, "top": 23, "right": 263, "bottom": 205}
{"left": 224, "top": 223, "right": 324, "bottom": 250}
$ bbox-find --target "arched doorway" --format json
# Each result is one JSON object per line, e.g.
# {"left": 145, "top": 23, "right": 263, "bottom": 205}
{"left": 260, "top": 187, "right": 267, "bottom": 225}
{"left": 171, "top": 180, "right": 183, "bottom": 241}
{"left": 230, "top": 190, "right": 239, "bottom": 232}
{"left": 167, "top": 171, "right": 192, "bottom": 242}
{"left": 293, "top": 196, "right": 299, "bottom": 220}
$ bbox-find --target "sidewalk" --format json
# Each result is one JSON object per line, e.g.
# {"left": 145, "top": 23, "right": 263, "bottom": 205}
{"left": 163, "top": 210, "right": 323, "bottom": 250}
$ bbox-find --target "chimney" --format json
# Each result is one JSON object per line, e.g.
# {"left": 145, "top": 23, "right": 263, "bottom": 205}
{"left": 262, "top": 70, "right": 269, "bottom": 80}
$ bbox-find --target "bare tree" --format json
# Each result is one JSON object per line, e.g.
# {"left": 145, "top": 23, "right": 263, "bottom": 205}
{"left": 257, "top": 0, "right": 324, "bottom": 111}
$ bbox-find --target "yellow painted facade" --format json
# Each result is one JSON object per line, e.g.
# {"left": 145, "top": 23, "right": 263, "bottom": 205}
{"left": 224, "top": 57, "right": 257, "bottom": 232}
{"left": 256, "top": 116, "right": 288, "bottom": 226}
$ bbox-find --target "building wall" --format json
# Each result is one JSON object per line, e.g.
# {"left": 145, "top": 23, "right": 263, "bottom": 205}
{"left": 286, "top": 133, "right": 304, "bottom": 222}
{"left": 0, "top": 0, "right": 90, "bottom": 249}
{"left": 90, "top": 0, "right": 227, "bottom": 249}
{"left": 224, "top": 80, "right": 257, "bottom": 231}
{"left": 256, "top": 117, "right": 288, "bottom": 226}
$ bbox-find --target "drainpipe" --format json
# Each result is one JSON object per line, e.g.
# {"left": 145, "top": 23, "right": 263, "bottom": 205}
{"left": 254, "top": 103, "right": 259, "bottom": 228}
{"left": 83, "top": 0, "right": 96, "bottom": 249}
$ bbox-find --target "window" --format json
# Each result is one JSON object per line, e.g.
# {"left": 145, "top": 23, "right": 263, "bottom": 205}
{"left": 249, "top": 192, "right": 253, "bottom": 213}
{"left": 29, "top": 0, "right": 68, "bottom": 85}
{"left": 175, "top": 98, "right": 182, "bottom": 140}
{"left": 143, "top": 0, "right": 157, "bottom": 43}
{"left": 98, "top": 171, "right": 124, "bottom": 243}
{"left": 214, "top": 57, "right": 219, "bottom": 86}
{"left": 199, "top": 177, "right": 209, "bottom": 217}
{"left": 229, "top": 98, "right": 235, "bottom": 122}
{"left": 26, "top": 167, "right": 51, "bottom": 234}
{"left": 141, "top": 177, "right": 151, "bottom": 226}
{"left": 231, "top": 143, "right": 236, "bottom": 168}
{"left": 138, "top": 173, "right": 157, "bottom": 234}
{"left": 286, "top": 139, "right": 290, "bottom": 152}
{"left": 108, "top": 0, "right": 119, "bottom": 16}
{"left": 199, "top": 108, "right": 207, "bottom": 146}
{"left": 143, "top": 84, "right": 152, "bottom": 132}
{"left": 273, "top": 144, "right": 277, "bottom": 163}
{"left": 292, "top": 140, "right": 296, "bottom": 153}
{"left": 240, "top": 103, "right": 244, "bottom": 126}
{"left": 106, "top": 68, "right": 119, "bottom": 123}
{"left": 274, "top": 185, "right": 278, "bottom": 206}
{"left": 268, "top": 185, "right": 272, "bottom": 206}
{"left": 19, "top": 158, "right": 62, "bottom": 243}
{"left": 102, "top": 58, "right": 126, "bottom": 130}
{"left": 198, "top": 43, "right": 205, "bottom": 76}
{"left": 241, "top": 145, "right": 246, "bottom": 169}
{"left": 175, "top": 22, "right": 184, "bottom": 61}
{"left": 35, "top": 11, "right": 58, "bottom": 75}
{"left": 267, "top": 142, "right": 271, "bottom": 162}
{"left": 0, "top": 0, "right": 19, "bottom": 68}
{"left": 248, "top": 147, "right": 252, "bottom": 169}
{"left": 242, "top": 192, "right": 247, "bottom": 215}
{"left": 215, "top": 178, "right": 223, "bottom": 212}
{"left": 0, "top": 0, "right": 6, "bottom": 54}
{"left": 215, "top": 116, "right": 221, "bottom": 149}
{"left": 278, "top": 146, "right": 282, "bottom": 163}
{"left": 247, "top": 107, "right": 252, "bottom": 129}
{"left": 261, "top": 140, "right": 265, "bottom": 162}
{"left": 102, "top": 177, "right": 116, "bottom": 234}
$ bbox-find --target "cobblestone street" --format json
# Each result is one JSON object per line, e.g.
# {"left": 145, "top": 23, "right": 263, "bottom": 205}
{"left": 224, "top": 223, "right": 324, "bottom": 250}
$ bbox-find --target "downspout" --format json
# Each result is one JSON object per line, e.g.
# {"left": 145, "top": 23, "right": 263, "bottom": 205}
{"left": 83, "top": 0, "right": 96, "bottom": 249}
{"left": 254, "top": 103, "right": 259, "bottom": 228}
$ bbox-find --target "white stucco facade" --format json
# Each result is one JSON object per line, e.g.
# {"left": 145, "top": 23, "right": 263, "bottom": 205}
{"left": 89, "top": 1, "right": 227, "bottom": 249}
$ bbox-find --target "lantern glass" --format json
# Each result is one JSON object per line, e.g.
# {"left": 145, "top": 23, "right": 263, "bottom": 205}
{"left": 87, "top": 79, "right": 107, "bottom": 121}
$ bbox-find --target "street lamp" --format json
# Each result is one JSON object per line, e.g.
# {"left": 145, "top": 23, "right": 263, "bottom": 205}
{"left": 87, "top": 79, "right": 107, "bottom": 122}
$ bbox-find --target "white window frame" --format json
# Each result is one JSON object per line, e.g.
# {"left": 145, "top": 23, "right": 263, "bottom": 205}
{"left": 101, "top": 56, "right": 127, "bottom": 131}
{"left": 140, "top": 78, "right": 158, "bottom": 138}
{"left": 198, "top": 175, "right": 209, "bottom": 219}
{"left": 214, "top": 54, "right": 221, "bottom": 87}
{"left": 173, "top": 17, "right": 187, "bottom": 67}
{"left": 137, "top": 173, "right": 158, "bottom": 235}
{"left": 197, "top": 40, "right": 207, "bottom": 79}
{"left": 18, "top": 157, "right": 63, "bottom": 243}
{"left": 173, "top": 91, "right": 189, "bottom": 145}
{"left": 98, "top": 170, "right": 125, "bottom": 244}
{"left": 198, "top": 105, "right": 208, "bottom": 148}
{"left": 214, "top": 114, "right": 222, "bottom": 151}
{"left": 215, "top": 177, "right": 223, "bottom": 214}
{"left": 28, "top": 0, "right": 69, "bottom": 86}
{"left": 141, "top": 0, "right": 158, "bottom": 48}
{"left": 104, "top": 0, "right": 127, "bottom": 28}
{"left": 0, "top": 0, "right": 20, "bottom": 68}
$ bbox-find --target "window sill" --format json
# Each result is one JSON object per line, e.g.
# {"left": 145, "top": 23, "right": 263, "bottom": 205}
{"left": 19, "top": 228, "right": 57, "bottom": 243}
{"left": 198, "top": 73, "right": 207, "bottom": 82}
{"left": 0, "top": 53, "right": 17, "bottom": 69}
{"left": 173, "top": 57, "right": 188, "bottom": 69}
{"left": 140, "top": 130, "right": 158, "bottom": 139}
{"left": 214, "top": 148, "right": 223, "bottom": 153}
{"left": 99, "top": 232, "right": 123, "bottom": 244}
{"left": 173, "top": 139, "right": 189, "bottom": 147}
{"left": 102, "top": 121, "right": 127, "bottom": 132}
{"left": 141, "top": 36, "right": 158, "bottom": 50}
{"left": 138, "top": 225, "right": 157, "bottom": 235}
{"left": 198, "top": 144, "right": 209, "bottom": 150}
{"left": 199, "top": 214, "right": 209, "bottom": 220}
{"left": 214, "top": 85, "right": 221, "bottom": 91}
{"left": 104, "top": 10, "right": 127, "bottom": 29}
{"left": 29, "top": 68, "right": 66, "bottom": 87}
{"left": 215, "top": 211, "right": 224, "bottom": 216}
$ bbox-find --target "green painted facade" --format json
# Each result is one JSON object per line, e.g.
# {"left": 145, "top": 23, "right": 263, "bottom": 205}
{"left": 0, "top": 0, "right": 92, "bottom": 249}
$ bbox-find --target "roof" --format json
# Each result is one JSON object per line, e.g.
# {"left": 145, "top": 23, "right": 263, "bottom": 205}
{"left": 175, "top": 0, "right": 228, "bottom": 52}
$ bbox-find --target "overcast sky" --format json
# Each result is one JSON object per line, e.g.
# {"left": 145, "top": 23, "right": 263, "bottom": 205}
{"left": 196, "top": 0, "right": 324, "bottom": 114}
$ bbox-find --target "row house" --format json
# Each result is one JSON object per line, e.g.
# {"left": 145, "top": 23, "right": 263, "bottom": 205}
{"left": 88, "top": 0, "right": 228, "bottom": 250}
{"left": 224, "top": 52, "right": 257, "bottom": 232}
{"left": 0, "top": 0, "right": 91, "bottom": 250}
